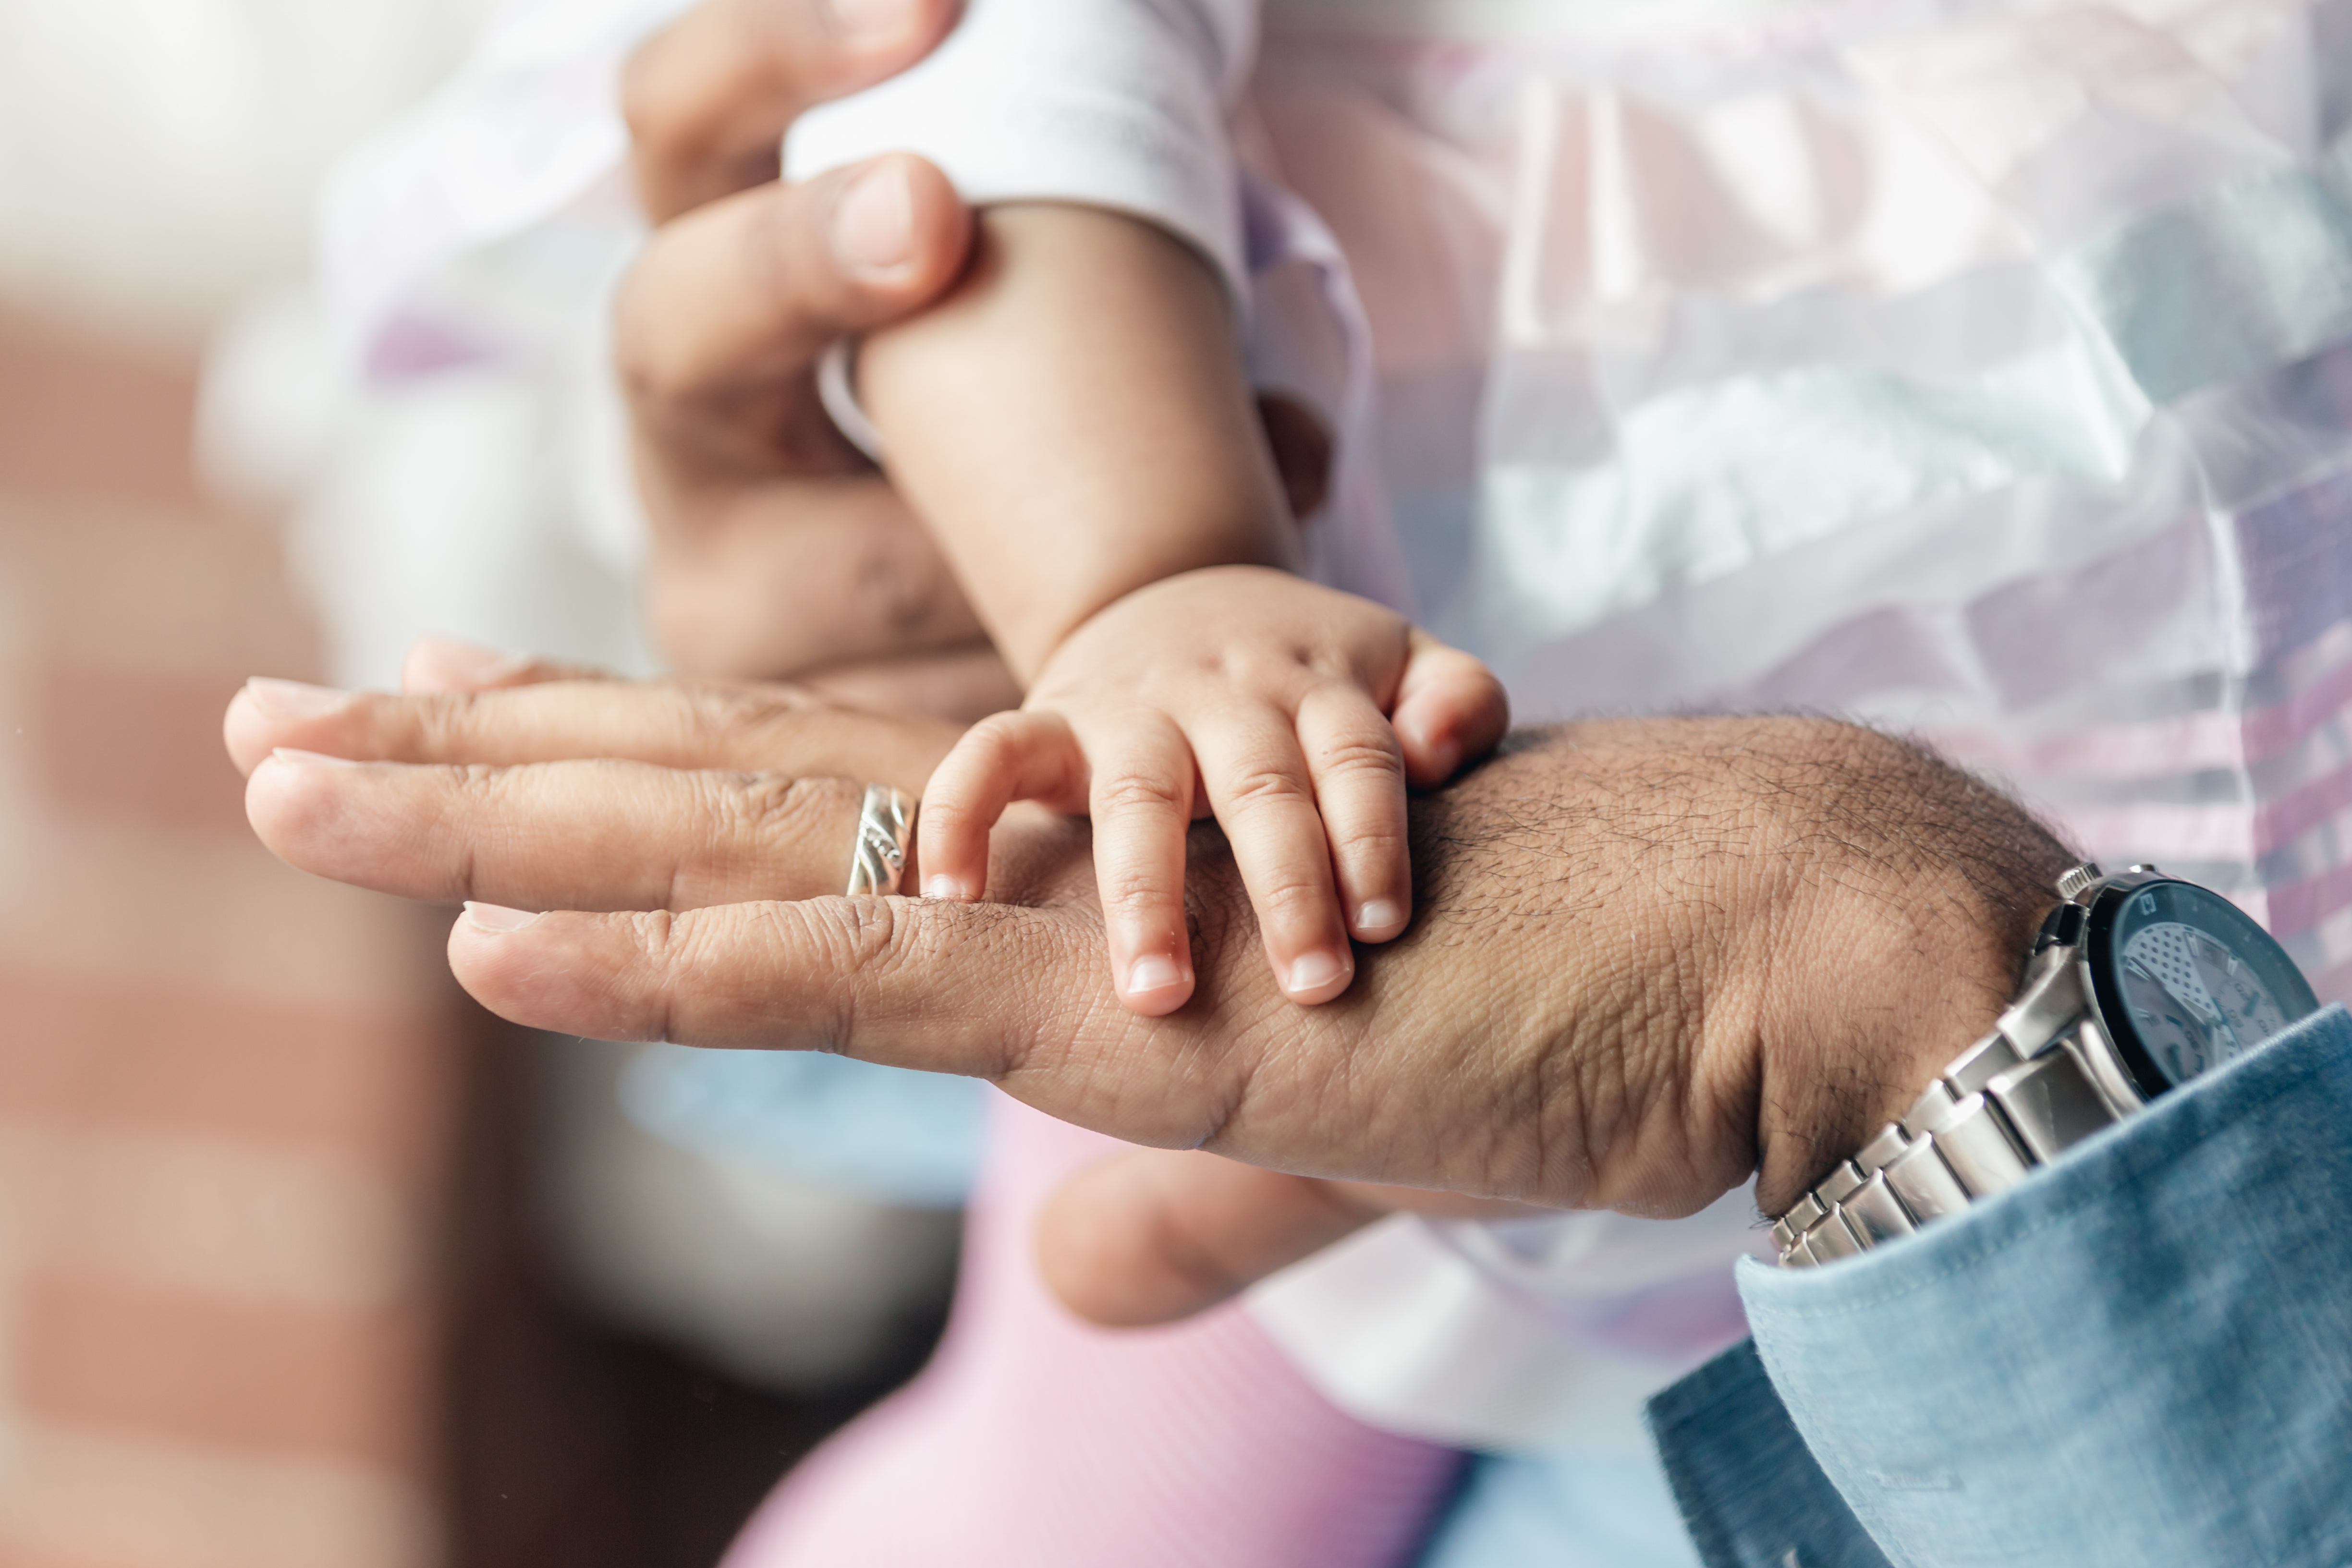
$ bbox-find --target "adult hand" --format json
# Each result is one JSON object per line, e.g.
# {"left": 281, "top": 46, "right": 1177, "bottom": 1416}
{"left": 614, "top": 0, "right": 1339, "bottom": 718}
{"left": 226, "top": 652, "right": 2072, "bottom": 1323}
{"left": 617, "top": 0, "right": 1017, "bottom": 717}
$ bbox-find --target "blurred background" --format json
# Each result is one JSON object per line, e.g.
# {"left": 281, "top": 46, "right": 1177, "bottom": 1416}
{"left": 0, "top": 3, "right": 961, "bottom": 1563}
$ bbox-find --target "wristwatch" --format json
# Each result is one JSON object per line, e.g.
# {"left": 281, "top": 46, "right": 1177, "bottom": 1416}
{"left": 1772, "top": 862, "right": 2321, "bottom": 1267}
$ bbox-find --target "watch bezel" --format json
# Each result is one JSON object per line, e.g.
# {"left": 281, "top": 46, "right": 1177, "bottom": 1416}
{"left": 2080, "top": 874, "right": 2319, "bottom": 1098}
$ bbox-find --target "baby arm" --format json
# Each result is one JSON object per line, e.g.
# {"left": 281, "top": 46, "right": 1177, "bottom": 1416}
{"left": 858, "top": 203, "right": 1291, "bottom": 675}
{"left": 856, "top": 204, "right": 1507, "bottom": 1013}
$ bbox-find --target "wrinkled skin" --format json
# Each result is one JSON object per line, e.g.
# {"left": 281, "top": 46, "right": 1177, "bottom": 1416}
{"left": 227, "top": 656, "right": 2072, "bottom": 1322}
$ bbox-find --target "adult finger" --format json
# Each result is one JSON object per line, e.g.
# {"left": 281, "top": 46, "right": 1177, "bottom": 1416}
{"left": 1294, "top": 681, "right": 1411, "bottom": 943}
{"left": 1190, "top": 706, "right": 1353, "bottom": 1004}
{"left": 1391, "top": 632, "right": 1511, "bottom": 787}
{"left": 1036, "top": 1151, "right": 1384, "bottom": 1326}
{"left": 1081, "top": 710, "right": 1203, "bottom": 1015}
{"left": 616, "top": 154, "right": 972, "bottom": 462}
{"left": 443, "top": 894, "right": 1250, "bottom": 1153}
{"left": 624, "top": 0, "right": 962, "bottom": 222}
{"left": 918, "top": 711, "right": 1088, "bottom": 901}
{"left": 223, "top": 675, "right": 961, "bottom": 790}
{"left": 247, "top": 752, "right": 866, "bottom": 912}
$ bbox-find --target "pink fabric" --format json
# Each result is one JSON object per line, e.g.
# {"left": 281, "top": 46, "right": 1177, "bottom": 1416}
{"left": 721, "top": 1093, "right": 1464, "bottom": 1568}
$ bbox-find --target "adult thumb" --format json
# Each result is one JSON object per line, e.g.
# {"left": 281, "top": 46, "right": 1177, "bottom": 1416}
{"left": 1035, "top": 1150, "right": 1387, "bottom": 1327}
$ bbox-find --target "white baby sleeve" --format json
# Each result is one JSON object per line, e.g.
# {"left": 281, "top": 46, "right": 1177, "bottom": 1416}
{"left": 783, "top": 0, "right": 1260, "bottom": 302}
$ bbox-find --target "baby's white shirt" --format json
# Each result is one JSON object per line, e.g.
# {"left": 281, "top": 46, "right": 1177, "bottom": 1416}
{"left": 784, "top": 0, "right": 1259, "bottom": 305}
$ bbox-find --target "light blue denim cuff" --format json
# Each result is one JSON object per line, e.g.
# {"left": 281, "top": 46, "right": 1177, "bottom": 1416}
{"left": 1700, "top": 1001, "right": 2352, "bottom": 1568}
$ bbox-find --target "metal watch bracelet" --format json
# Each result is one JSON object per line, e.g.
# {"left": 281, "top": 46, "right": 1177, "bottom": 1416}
{"left": 1772, "top": 869, "right": 2130, "bottom": 1268}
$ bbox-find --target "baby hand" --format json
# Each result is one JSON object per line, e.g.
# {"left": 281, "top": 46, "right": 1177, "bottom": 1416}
{"left": 917, "top": 566, "right": 1509, "bottom": 1013}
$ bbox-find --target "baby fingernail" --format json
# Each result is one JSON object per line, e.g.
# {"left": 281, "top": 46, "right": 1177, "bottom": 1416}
{"left": 923, "top": 875, "right": 965, "bottom": 901}
{"left": 244, "top": 678, "right": 351, "bottom": 719}
{"left": 269, "top": 747, "right": 360, "bottom": 769}
{"left": 834, "top": 161, "right": 914, "bottom": 275}
{"left": 1286, "top": 950, "right": 1349, "bottom": 998}
{"left": 1127, "top": 955, "right": 1186, "bottom": 997}
{"left": 829, "top": 0, "right": 918, "bottom": 42}
{"left": 464, "top": 902, "right": 541, "bottom": 934}
{"left": 1356, "top": 900, "right": 1404, "bottom": 936}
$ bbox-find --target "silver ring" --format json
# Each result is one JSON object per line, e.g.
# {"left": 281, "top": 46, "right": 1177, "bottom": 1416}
{"left": 845, "top": 784, "right": 917, "bottom": 897}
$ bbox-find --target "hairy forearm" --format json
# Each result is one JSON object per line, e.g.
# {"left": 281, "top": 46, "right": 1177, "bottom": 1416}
{"left": 856, "top": 204, "right": 1297, "bottom": 681}
{"left": 1375, "top": 718, "right": 2076, "bottom": 1214}
{"left": 1726, "top": 722, "right": 2077, "bottom": 1207}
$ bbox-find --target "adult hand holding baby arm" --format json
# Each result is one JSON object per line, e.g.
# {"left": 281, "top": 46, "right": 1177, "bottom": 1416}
{"left": 917, "top": 569, "right": 1508, "bottom": 1011}
{"left": 621, "top": 4, "right": 1498, "bottom": 1006}
{"left": 615, "top": 0, "right": 1334, "bottom": 722}
{"left": 228, "top": 669, "right": 2065, "bottom": 1325}
{"left": 615, "top": 0, "right": 1021, "bottom": 717}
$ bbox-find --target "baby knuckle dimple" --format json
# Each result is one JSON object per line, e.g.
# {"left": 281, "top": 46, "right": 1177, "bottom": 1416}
{"left": 1219, "top": 762, "right": 1316, "bottom": 811}
{"left": 1096, "top": 862, "right": 1178, "bottom": 918}
{"left": 1307, "top": 632, "right": 1391, "bottom": 685}
{"left": 1334, "top": 823, "right": 1410, "bottom": 869}
{"left": 1310, "top": 730, "right": 1405, "bottom": 781}
{"left": 1095, "top": 768, "right": 1190, "bottom": 817}
{"left": 1243, "top": 866, "right": 1333, "bottom": 925}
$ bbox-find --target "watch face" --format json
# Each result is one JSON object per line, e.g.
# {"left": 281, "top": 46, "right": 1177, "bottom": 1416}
{"left": 2087, "top": 879, "right": 2320, "bottom": 1094}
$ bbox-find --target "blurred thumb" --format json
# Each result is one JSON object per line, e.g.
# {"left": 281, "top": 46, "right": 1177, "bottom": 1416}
{"left": 1036, "top": 1151, "right": 1386, "bottom": 1327}
{"left": 1392, "top": 630, "right": 1510, "bottom": 788}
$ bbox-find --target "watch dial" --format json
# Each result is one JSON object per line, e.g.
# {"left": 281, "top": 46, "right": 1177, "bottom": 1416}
{"left": 2093, "top": 880, "right": 2320, "bottom": 1094}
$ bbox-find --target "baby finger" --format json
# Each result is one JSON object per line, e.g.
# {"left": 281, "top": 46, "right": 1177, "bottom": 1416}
{"left": 1391, "top": 631, "right": 1510, "bottom": 786}
{"left": 919, "top": 710, "right": 1086, "bottom": 901}
{"left": 1295, "top": 683, "right": 1411, "bottom": 943}
{"left": 1084, "top": 711, "right": 1202, "bottom": 1014}
{"left": 1192, "top": 712, "right": 1354, "bottom": 1005}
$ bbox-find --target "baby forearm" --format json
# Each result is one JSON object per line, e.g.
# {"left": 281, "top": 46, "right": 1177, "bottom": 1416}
{"left": 856, "top": 204, "right": 1297, "bottom": 682}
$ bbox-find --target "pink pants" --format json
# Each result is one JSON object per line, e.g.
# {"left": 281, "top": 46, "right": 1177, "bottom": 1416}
{"left": 722, "top": 1093, "right": 1463, "bottom": 1568}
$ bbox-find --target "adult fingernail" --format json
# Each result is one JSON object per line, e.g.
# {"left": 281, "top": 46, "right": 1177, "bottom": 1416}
{"left": 464, "top": 902, "right": 542, "bottom": 934}
{"left": 269, "top": 747, "right": 361, "bottom": 769}
{"left": 1356, "top": 899, "right": 1404, "bottom": 937}
{"left": 1126, "top": 955, "right": 1187, "bottom": 998}
{"left": 244, "top": 678, "right": 352, "bottom": 719}
{"left": 829, "top": 0, "right": 919, "bottom": 43}
{"left": 408, "top": 636, "right": 529, "bottom": 689}
{"left": 834, "top": 161, "right": 914, "bottom": 276}
{"left": 1286, "top": 950, "right": 1350, "bottom": 999}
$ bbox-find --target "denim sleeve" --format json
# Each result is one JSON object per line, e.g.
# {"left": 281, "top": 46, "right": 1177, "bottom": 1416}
{"left": 1649, "top": 1002, "right": 2352, "bottom": 1568}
